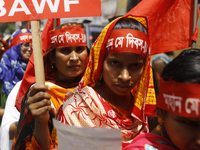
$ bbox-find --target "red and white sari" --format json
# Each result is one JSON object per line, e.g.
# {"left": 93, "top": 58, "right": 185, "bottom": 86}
{"left": 56, "top": 85, "right": 148, "bottom": 148}
{"left": 56, "top": 15, "right": 157, "bottom": 149}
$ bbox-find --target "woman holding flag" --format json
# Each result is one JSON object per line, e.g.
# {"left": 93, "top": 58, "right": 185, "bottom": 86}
{"left": 124, "top": 49, "right": 200, "bottom": 150}
{"left": 12, "top": 22, "right": 90, "bottom": 150}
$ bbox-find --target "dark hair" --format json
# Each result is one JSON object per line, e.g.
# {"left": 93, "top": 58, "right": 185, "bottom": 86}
{"left": 161, "top": 48, "right": 200, "bottom": 84}
{"left": 113, "top": 18, "right": 147, "bottom": 34}
{"left": 108, "top": 15, "right": 123, "bottom": 22}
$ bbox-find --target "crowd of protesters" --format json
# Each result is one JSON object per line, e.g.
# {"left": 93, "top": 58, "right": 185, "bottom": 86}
{"left": 0, "top": 1, "right": 199, "bottom": 150}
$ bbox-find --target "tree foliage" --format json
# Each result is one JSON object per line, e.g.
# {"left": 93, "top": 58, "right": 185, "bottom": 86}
{"left": 0, "top": 21, "right": 28, "bottom": 39}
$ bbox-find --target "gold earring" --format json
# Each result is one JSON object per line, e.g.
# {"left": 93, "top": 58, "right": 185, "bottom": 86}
{"left": 99, "top": 73, "right": 103, "bottom": 81}
{"left": 97, "top": 73, "right": 103, "bottom": 85}
{"left": 155, "top": 118, "right": 164, "bottom": 133}
{"left": 51, "top": 63, "right": 54, "bottom": 69}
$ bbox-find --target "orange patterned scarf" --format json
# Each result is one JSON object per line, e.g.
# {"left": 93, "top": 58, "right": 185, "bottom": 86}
{"left": 12, "top": 82, "right": 75, "bottom": 150}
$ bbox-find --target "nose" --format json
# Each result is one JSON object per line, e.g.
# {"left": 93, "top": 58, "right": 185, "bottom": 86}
{"left": 27, "top": 46, "right": 31, "bottom": 51}
{"left": 119, "top": 68, "right": 131, "bottom": 82}
{"left": 69, "top": 50, "right": 79, "bottom": 61}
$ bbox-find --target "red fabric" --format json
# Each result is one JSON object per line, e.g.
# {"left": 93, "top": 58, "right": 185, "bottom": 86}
{"left": 41, "top": 19, "right": 60, "bottom": 52}
{"left": 26, "top": 21, "right": 31, "bottom": 30}
{"left": 10, "top": 33, "right": 32, "bottom": 47}
{"left": 126, "top": 0, "right": 199, "bottom": 55}
{"left": 15, "top": 19, "right": 60, "bottom": 112}
{"left": 123, "top": 133, "right": 178, "bottom": 150}
{"left": 157, "top": 79, "right": 200, "bottom": 118}
{"left": 106, "top": 29, "right": 149, "bottom": 57}
{"left": 50, "top": 25, "right": 87, "bottom": 48}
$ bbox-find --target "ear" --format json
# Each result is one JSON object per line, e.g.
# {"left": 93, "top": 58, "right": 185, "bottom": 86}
{"left": 48, "top": 51, "right": 55, "bottom": 64}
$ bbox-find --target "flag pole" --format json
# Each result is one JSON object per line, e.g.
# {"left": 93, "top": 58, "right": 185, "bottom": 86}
{"left": 31, "top": 20, "right": 45, "bottom": 85}
{"left": 53, "top": 19, "right": 57, "bottom": 28}
{"left": 192, "top": 0, "right": 198, "bottom": 48}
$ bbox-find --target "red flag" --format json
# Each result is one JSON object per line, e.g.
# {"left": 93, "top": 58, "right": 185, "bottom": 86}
{"left": 126, "top": 0, "right": 199, "bottom": 55}
{"left": 41, "top": 18, "right": 60, "bottom": 51}
{"left": 26, "top": 21, "right": 31, "bottom": 30}
{"left": 15, "top": 19, "right": 60, "bottom": 112}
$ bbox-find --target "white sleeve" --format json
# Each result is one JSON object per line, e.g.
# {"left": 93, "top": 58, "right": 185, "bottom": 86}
{"left": 0, "top": 81, "right": 21, "bottom": 150}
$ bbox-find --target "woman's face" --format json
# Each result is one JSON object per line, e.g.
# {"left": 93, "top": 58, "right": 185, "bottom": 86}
{"left": 164, "top": 112, "right": 200, "bottom": 150}
{"left": 53, "top": 46, "right": 88, "bottom": 80}
{"left": 21, "top": 42, "right": 32, "bottom": 62}
{"left": 102, "top": 52, "right": 144, "bottom": 96}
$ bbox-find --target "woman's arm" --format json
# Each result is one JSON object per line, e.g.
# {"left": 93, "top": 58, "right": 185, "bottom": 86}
{"left": 0, "top": 108, "right": 5, "bottom": 119}
{"left": 27, "top": 84, "right": 51, "bottom": 150}
{"left": 9, "top": 121, "right": 18, "bottom": 139}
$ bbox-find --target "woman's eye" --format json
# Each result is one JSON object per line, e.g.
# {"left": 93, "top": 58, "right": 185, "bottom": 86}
{"left": 131, "top": 63, "right": 140, "bottom": 68}
{"left": 110, "top": 61, "right": 119, "bottom": 66}
{"left": 178, "top": 120, "right": 198, "bottom": 127}
{"left": 76, "top": 46, "right": 86, "bottom": 52}
{"left": 61, "top": 48, "right": 71, "bottom": 54}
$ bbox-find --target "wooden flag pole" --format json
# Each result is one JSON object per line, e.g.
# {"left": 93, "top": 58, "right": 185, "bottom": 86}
{"left": 31, "top": 20, "right": 45, "bottom": 85}
{"left": 192, "top": 0, "right": 198, "bottom": 48}
{"left": 53, "top": 19, "right": 57, "bottom": 28}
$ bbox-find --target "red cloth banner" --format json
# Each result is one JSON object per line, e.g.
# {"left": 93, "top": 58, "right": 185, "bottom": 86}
{"left": 126, "top": 0, "right": 199, "bottom": 55}
{"left": 0, "top": 0, "right": 101, "bottom": 22}
{"left": 157, "top": 79, "right": 200, "bottom": 118}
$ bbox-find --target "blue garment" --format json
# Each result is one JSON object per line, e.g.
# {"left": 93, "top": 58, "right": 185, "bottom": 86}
{"left": 0, "top": 44, "right": 28, "bottom": 95}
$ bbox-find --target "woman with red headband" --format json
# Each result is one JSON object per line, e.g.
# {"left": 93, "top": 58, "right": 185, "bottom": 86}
{"left": 54, "top": 16, "right": 156, "bottom": 149}
{"left": 124, "top": 49, "right": 200, "bottom": 150}
{"left": 0, "top": 29, "right": 32, "bottom": 122}
{"left": 12, "top": 23, "right": 89, "bottom": 150}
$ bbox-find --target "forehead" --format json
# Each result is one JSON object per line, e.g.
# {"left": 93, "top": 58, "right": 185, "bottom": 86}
{"left": 104, "top": 52, "right": 143, "bottom": 61}
{"left": 56, "top": 45, "right": 86, "bottom": 50}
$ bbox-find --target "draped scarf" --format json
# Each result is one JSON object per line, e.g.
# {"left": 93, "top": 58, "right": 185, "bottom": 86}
{"left": 12, "top": 81, "right": 76, "bottom": 150}
{"left": 56, "top": 15, "right": 157, "bottom": 148}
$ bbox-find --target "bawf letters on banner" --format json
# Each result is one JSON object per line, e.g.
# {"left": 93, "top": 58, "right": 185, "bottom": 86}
{"left": 0, "top": 0, "right": 101, "bottom": 22}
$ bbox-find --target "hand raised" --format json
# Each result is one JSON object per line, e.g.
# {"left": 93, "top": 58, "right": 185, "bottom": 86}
{"left": 27, "top": 84, "right": 51, "bottom": 124}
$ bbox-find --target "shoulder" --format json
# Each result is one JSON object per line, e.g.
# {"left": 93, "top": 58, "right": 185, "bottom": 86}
{"left": 61, "top": 85, "right": 99, "bottom": 111}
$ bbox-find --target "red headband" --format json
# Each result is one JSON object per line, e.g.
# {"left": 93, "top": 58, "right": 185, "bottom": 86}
{"left": 50, "top": 26, "right": 87, "bottom": 48}
{"left": 106, "top": 29, "right": 149, "bottom": 57}
{"left": 11, "top": 33, "right": 32, "bottom": 47}
{"left": 157, "top": 79, "right": 200, "bottom": 118}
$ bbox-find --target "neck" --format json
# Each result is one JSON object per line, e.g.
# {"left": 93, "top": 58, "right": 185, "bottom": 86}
{"left": 93, "top": 82, "right": 133, "bottom": 110}
{"left": 151, "top": 128, "right": 170, "bottom": 141}
{"left": 55, "top": 74, "right": 82, "bottom": 86}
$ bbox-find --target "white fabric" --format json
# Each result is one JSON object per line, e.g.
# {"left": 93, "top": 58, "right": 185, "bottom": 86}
{"left": 0, "top": 81, "right": 21, "bottom": 150}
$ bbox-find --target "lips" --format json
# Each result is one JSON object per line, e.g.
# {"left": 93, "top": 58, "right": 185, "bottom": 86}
{"left": 68, "top": 65, "right": 81, "bottom": 70}
{"left": 115, "top": 84, "right": 132, "bottom": 92}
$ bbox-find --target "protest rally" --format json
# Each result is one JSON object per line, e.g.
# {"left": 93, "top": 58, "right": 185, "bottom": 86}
{"left": 0, "top": 0, "right": 199, "bottom": 150}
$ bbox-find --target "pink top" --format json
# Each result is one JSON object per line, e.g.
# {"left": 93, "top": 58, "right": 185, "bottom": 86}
{"left": 123, "top": 133, "right": 178, "bottom": 150}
